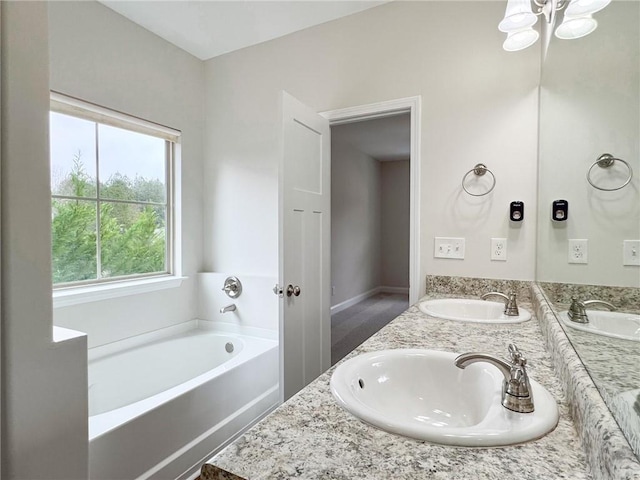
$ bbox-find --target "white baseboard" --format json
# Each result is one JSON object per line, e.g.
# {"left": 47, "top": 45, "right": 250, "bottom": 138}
{"left": 330, "top": 286, "right": 409, "bottom": 315}
{"left": 379, "top": 286, "right": 410, "bottom": 295}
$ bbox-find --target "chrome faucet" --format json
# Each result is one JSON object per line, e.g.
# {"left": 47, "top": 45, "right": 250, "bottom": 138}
{"left": 481, "top": 291, "right": 519, "bottom": 316}
{"left": 567, "top": 298, "right": 616, "bottom": 324}
{"left": 455, "top": 344, "right": 534, "bottom": 413}
{"left": 220, "top": 304, "right": 237, "bottom": 314}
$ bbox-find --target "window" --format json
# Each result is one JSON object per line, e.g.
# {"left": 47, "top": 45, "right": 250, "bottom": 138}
{"left": 50, "top": 93, "right": 179, "bottom": 287}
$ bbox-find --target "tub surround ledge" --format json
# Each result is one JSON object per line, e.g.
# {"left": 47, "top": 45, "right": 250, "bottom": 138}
{"left": 203, "top": 281, "right": 590, "bottom": 479}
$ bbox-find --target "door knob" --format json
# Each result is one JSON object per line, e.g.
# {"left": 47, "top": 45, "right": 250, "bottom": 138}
{"left": 273, "top": 284, "right": 284, "bottom": 297}
{"left": 286, "top": 284, "right": 301, "bottom": 297}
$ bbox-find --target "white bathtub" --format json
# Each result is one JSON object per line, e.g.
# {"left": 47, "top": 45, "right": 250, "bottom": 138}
{"left": 88, "top": 320, "right": 278, "bottom": 480}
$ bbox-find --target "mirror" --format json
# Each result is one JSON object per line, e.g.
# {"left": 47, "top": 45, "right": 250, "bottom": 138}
{"left": 537, "top": 1, "right": 640, "bottom": 459}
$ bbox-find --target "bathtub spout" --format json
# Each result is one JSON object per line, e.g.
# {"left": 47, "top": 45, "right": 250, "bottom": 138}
{"left": 220, "top": 304, "right": 237, "bottom": 314}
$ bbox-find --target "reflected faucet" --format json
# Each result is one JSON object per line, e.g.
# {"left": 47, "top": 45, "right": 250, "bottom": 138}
{"left": 455, "top": 344, "right": 534, "bottom": 413}
{"left": 567, "top": 298, "right": 616, "bottom": 324}
{"left": 481, "top": 291, "right": 519, "bottom": 316}
{"left": 220, "top": 304, "right": 237, "bottom": 314}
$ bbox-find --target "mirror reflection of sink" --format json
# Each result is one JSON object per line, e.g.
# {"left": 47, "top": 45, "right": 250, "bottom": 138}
{"left": 559, "top": 311, "right": 640, "bottom": 342}
{"left": 418, "top": 298, "right": 531, "bottom": 323}
{"left": 330, "top": 349, "right": 559, "bottom": 446}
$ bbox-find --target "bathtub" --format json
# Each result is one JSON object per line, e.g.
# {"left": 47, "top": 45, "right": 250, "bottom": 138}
{"left": 88, "top": 320, "right": 278, "bottom": 480}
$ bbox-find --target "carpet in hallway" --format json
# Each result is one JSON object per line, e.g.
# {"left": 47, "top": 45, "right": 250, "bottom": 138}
{"left": 331, "top": 292, "right": 409, "bottom": 365}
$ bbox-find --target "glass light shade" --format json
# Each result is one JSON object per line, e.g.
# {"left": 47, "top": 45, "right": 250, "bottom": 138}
{"left": 555, "top": 14, "right": 598, "bottom": 39}
{"left": 498, "top": 0, "right": 538, "bottom": 32}
{"left": 565, "top": 0, "right": 611, "bottom": 17}
{"left": 503, "top": 27, "right": 540, "bottom": 51}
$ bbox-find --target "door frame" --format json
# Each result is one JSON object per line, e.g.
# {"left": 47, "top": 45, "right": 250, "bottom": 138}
{"left": 320, "top": 96, "right": 422, "bottom": 305}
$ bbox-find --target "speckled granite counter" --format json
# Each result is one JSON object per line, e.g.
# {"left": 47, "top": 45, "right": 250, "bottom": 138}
{"left": 203, "top": 283, "right": 591, "bottom": 480}
{"left": 534, "top": 284, "right": 640, "bottom": 478}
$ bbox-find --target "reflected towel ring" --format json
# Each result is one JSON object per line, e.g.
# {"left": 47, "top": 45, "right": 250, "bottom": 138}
{"left": 587, "top": 153, "right": 633, "bottom": 192}
{"left": 462, "top": 163, "right": 496, "bottom": 196}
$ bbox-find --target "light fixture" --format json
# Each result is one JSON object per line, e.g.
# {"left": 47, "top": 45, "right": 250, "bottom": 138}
{"left": 503, "top": 28, "right": 540, "bottom": 51}
{"left": 498, "top": 0, "right": 610, "bottom": 51}
{"left": 499, "top": 0, "right": 538, "bottom": 32}
{"left": 555, "top": 14, "right": 598, "bottom": 39}
{"left": 564, "top": 0, "right": 611, "bottom": 17}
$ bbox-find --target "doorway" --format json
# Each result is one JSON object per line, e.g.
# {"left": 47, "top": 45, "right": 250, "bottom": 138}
{"left": 329, "top": 114, "right": 411, "bottom": 364}
{"left": 278, "top": 94, "right": 420, "bottom": 400}
{"left": 321, "top": 97, "right": 421, "bottom": 364}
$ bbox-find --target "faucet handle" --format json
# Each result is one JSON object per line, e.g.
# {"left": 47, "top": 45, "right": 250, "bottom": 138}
{"left": 508, "top": 344, "right": 526, "bottom": 366}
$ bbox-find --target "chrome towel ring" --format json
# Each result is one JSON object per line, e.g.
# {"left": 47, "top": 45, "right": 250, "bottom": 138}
{"left": 462, "top": 163, "right": 496, "bottom": 196}
{"left": 587, "top": 153, "right": 633, "bottom": 192}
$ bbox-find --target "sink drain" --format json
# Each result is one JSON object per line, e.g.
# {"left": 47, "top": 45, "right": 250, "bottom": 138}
{"left": 358, "top": 378, "right": 365, "bottom": 389}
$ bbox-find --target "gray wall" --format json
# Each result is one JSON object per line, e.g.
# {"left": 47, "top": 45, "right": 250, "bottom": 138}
{"left": 1, "top": 3, "right": 87, "bottom": 477}
{"left": 381, "top": 160, "right": 410, "bottom": 289}
{"left": 203, "top": 1, "right": 540, "bottom": 287}
{"left": 331, "top": 137, "right": 381, "bottom": 307}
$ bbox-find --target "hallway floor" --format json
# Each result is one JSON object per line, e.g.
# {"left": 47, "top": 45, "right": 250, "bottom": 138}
{"left": 331, "top": 292, "right": 409, "bottom": 365}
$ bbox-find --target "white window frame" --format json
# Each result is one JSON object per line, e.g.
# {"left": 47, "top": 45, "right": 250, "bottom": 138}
{"left": 50, "top": 92, "right": 184, "bottom": 307}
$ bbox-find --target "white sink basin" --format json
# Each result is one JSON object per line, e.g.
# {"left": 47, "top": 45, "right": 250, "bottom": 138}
{"left": 419, "top": 298, "right": 531, "bottom": 323}
{"left": 330, "top": 349, "right": 558, "bottom": 446}
{"left": 559, "top": 310, "right": 640, "bottom": 342}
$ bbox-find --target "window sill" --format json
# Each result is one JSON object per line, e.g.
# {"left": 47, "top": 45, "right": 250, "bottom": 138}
{"left": 53, "top": 276, "right": 187, "bottom": 308}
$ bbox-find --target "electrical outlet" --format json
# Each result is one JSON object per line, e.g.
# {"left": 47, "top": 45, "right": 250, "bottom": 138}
{"left": 434, "top": 237, "right": 465, "bottom": 259}
{"left": 491, "top": 238, "right": 507, "bottom": 261}
{"left": 568, "top": 239, "right": 588, "bottom": 264}
{"left": 623, "top": 240, "right": 640, "bottom": 266}
{"left": 331, "top": 286, "right": 336, "bottom": 296}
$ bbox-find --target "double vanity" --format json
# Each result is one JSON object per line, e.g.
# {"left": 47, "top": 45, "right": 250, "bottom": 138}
{"left": 200, "top": 277, "right": 640, "bottom": 479}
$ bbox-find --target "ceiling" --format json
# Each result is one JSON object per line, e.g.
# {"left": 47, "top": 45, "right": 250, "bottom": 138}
{"left": 98, "top": 1, "right": 388, "bottom": 60}
{"left": 331, "top": 114, "right": 410, "bottom": 162}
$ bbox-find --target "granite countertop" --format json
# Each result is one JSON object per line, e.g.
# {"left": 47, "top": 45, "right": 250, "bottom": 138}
{"left": 203, "top": 294, "right": 591, "bottom": 480}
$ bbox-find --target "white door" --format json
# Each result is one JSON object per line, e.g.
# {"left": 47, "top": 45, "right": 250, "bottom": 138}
{"left": 279, "top": 92, "right": 331, "bottom": 401}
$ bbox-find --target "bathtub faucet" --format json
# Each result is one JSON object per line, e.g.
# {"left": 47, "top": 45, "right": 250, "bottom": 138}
{"left": 220, "top": 304, "right": 237, "bottom": 314}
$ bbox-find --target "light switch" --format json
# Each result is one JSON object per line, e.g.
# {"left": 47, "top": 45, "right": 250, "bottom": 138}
{"left": 623, "top": 240, "right": 640, "bottom": 266}
{"left": 434, "top": 237, "right": 465, "bottom": 259}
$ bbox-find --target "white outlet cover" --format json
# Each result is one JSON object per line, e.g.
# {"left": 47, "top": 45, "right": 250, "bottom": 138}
{"left": 568, "top": 239, "right": 588, "bottom": 264}
{"left": 491, "top": 238, "right": 507, "bottom": 261}
{"left": 623, "top": 240, "right": 640, "bottom": 266}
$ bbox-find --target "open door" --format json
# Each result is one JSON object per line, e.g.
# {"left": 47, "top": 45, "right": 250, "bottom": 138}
{"left": 279, "top": 92, "right": 331, "bottom": 401}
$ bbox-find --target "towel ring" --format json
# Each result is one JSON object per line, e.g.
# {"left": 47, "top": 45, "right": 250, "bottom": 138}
{"left": 587, "top": 153, "right": 633, "bottom": 192}
{"left": 462, "top": 163, "right": 496, "bottom": 196}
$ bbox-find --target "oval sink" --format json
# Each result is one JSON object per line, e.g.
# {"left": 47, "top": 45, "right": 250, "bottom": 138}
{"left": 559, "top": 310, "right": 640, "bottom": 342}
{"left": 419, "top": 298, "right": 531, "bottom": 323}
{"left": 330, "top": 349, "right": 558, "bottom": 446}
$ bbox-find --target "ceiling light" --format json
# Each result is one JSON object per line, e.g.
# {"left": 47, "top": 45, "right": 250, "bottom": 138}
{"left": 555, "top": 14, "right": 598, "bottom": 39}
{"left": 499, "top": 0, "right": 610, "bottom": 51}
{"left": 503, "top": 27, "right": 540, "bottom": 51}
{"left": 499, "top": 0, "right": 538, "bottom": 32}
{"left": 564, "top": 0, "right": 611, "bottom": 17}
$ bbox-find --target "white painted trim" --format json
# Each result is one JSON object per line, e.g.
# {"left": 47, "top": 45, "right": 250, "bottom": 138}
{"left": 52, "top": 275, "right": 186, "bottom": 308}
{"left": 321, "top": 95, "right": 422, "bottom": 305}
{"left": 330, "top": 286, "right": 410, "bottom": 315}
{"left": 330, "top": 287, "right": 381, "bottom": 315}
{"left": 379, "top": 286, "right": 410, "bottom": 295}
{"left": 50, "top": 91, "right": 181, "bottom": 142}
